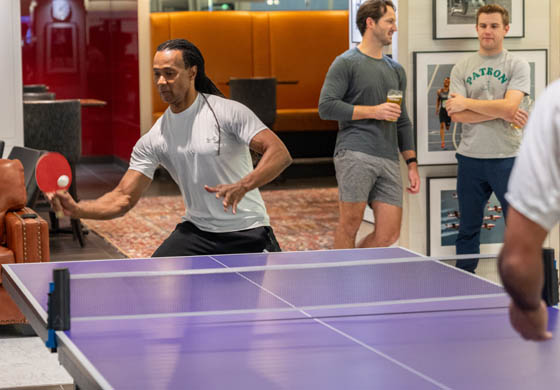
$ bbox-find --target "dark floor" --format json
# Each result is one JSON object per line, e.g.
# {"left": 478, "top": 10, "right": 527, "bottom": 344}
{"left": 47, "top": 161, "right": 337, "bottom": 262}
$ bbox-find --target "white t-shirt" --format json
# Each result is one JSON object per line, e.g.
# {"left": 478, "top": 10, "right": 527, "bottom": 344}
{"left": 506, "top": 79, "right": 560, "bottom": 231}
{"left": 129, "top": 93, "right": 270, "bottom": 233}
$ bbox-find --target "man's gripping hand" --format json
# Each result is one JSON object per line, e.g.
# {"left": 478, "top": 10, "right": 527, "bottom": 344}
{"left": 46, "top": 191, "right": 80, "bottom": 218}
{"left": 509, "top": 300, "right": 552, "bottom": 341}
{"left": 352, "top": 103, "right": 400, "bottom": 121}
{"left": 373, "top": 103, "right": 401, "bottom": 122}
{"left": 511, "top": 108, "right": 529, "bottom": 129}
{"left": 204, "top": 183, "right": 249, "bottom": 214}
{"left": 407, "top": 166, "right": 420, "bottom": 194}
{"left": 445, "top": 93, "right": 468, "bottom": 114}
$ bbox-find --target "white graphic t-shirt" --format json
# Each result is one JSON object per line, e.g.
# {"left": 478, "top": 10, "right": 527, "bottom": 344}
{"left": 450, "top": 50, "right": 530, "bottom": 158}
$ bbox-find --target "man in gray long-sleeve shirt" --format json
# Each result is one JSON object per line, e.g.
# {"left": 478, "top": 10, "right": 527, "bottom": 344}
{"left": 318, "top": 0, "right": 419, "bottom": 249}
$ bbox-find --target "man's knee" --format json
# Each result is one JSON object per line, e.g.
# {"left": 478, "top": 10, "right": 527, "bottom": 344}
{"left": 337, "top": 219, "right": 362, "bottom": 238}
{"left": 337, "top": 213, "right": 363, "bottom": 237}
{"left": 376, "top": 230, "right": 400, "bottom": 247}
{"left": 388, "top": 230, "right": 400, "bottom": 245}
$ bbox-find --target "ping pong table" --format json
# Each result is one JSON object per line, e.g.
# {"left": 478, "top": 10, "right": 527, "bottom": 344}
{"left": 2, "top": 247, "right": 559, "bottom": 389}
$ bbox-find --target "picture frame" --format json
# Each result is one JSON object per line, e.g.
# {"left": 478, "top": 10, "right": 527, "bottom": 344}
{"left": 349, "top": 0, "right": 364, "bottom": 44}
{"left": 426, "top": 176, "right": 506, "bottom": 256}
{"left": 413, "top": 49, "right": 548, "bottom": 165}
{"left": 433, "top": 0, "right": 525, "bottom": 39}
{"left": 46, "top": 22, "right": 78, "bottom": 74}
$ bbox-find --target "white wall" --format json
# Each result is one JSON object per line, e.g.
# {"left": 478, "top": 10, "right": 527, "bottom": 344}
{"left": 138, "top": 0, "right": 153, "bottom": 136}
{"left": 0, "top": 0, "right": 23, "bottom": 157}
{"left": 398, "top": 0, "right": 558, "bottom": 255}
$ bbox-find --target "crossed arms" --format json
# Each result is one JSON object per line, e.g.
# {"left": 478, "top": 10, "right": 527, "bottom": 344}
{"left": 446, "top": 89, "right": 528, "bottom": 127}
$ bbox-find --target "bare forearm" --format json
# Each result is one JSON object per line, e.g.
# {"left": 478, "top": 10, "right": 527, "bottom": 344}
{"left": 451, "top": 110, "right": 496, "bottom": 124}
{"left": 75, "top": 190, "right": 134, "bottom": 220}
{"left": 401, "top": 149, "right": 418, "bottom": 174}
{"left": 353, "top": 103, "right": 401, "bottom": 122}
{"left": 400, "top": 149, "right": 420, "bottom": 193}
{"left": 352, "top": 105, "right": 376, "bottom": 120}
{"left": 73, "top": 169, "right": 151, "bottom": 220}
{"left": 240, "top": 146, "right": 292, "bottom": 191}
{"left": 465, "top": 98, "right": 517, "bottom": 121}
{"left": 499, "top": 242, "right": 544, "bottom": 310}
{"left": 498, "top": 208, "right": 548, "bottom": 310}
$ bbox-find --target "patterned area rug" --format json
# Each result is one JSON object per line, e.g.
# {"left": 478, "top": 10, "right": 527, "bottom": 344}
{"left": 83, "top": 187, "right": 339, "bottom": 258}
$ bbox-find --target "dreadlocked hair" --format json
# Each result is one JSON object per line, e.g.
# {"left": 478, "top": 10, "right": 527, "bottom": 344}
{"left": 156, "top": 38, "right": 224, "bottom": 97}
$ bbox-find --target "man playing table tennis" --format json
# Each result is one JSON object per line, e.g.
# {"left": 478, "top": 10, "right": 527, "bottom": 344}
{"left": 498, "top": 79, "right": 560, "bottom": 341}
{"left": 48, "top": 38, "right": 292, "bottom": 256}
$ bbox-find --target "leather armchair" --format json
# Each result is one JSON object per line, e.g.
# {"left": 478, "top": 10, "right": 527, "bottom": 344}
{"left": 0, "top": 158, "right": 49, "bottom": 324}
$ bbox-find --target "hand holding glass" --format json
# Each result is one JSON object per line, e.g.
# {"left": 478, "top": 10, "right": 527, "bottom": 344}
{"left": 386, "top": 89, "right": 403, "bottom": 122}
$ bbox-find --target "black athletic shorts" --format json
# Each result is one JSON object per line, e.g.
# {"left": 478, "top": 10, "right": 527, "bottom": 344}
{"left": 152, "top": 221, "right": 281, "bottom": 257}
{"left": 439, "top": 107, "right": 451, "bottom": 126}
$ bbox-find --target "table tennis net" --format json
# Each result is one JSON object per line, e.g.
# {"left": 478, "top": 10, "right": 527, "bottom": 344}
{"left": 64, "top": 255, "right": 507, "bottom": 323}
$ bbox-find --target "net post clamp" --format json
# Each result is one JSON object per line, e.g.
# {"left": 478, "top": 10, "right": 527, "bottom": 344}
{"left": 46, "top": 268, "right": 71, "bottom": 353}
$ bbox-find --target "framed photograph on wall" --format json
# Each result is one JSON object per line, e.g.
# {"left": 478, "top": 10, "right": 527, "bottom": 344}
{"left": 46, "top": 22, "right": 78, "bottom": 74}
{"left": 433, "top": 0, "right": 525, "bottom": 39}
{"left": 413, "top": 49, "right": 547, "bottom": 165}
{"left": 349, "top": 0, "right": 364, "bottom": 44}
{"left": 426, "top": 177, "right": 506, "bottom": 256}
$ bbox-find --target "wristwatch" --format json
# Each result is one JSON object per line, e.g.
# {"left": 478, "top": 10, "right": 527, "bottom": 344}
{"left": 405, "top": 157, "right": 418, "bottom": 165}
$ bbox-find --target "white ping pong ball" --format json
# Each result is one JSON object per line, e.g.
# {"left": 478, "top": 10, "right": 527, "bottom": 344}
{"left": 57, "top": 175, "right": 69, "bottom": 188}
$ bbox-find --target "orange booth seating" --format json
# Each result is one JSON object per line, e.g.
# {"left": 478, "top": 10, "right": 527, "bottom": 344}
{"left": 150, "top": 10, "right": 349, "bottom": 132}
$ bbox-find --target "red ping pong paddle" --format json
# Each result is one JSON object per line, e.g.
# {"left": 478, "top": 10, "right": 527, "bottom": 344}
{"left": 35, "top": 152, "right": 72, "bottom": 218}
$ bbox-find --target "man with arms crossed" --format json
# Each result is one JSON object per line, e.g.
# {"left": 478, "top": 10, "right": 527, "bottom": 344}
{"left": 498, "top": 79, "right": 560, "bottom": 342}
{"left": 319, "top": 0, "right": 419, "bottom": 249}
{"left": 446, "top": 4, "right": 530, "bottom": 273}
{"left": 49, "top": 39, "right": 292, "bottom": 256}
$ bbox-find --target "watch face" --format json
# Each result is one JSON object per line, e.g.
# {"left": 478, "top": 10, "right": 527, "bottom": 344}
{"left": 52, "top": 0, "right": 71, "bottom": 21}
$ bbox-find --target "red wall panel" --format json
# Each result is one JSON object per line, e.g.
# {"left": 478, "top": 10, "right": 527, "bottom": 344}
{"left": 21, "top": 0, "right": 140, "bottom": 160}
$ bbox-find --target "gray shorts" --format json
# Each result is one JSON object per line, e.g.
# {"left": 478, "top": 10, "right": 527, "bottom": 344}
{"left": 334, "top": 149, "right": 403, "bottom": 207}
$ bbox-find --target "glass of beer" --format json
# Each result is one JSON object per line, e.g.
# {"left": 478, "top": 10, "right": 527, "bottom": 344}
{"left": 511, "top": 95, "right": 533, "bottom": 130}
{"left": 387, "top": 89, "right": 403, "bottom": 122}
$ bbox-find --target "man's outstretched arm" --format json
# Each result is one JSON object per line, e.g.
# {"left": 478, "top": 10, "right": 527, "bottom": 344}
{"left": 498, "top": 206, "right": 551, "bottom": 341}
{"left": 48, "top": 169, "right": 153, "bottom": 220}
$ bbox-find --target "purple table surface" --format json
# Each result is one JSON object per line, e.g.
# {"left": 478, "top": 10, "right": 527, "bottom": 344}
{"left": 3, "top": 247, "right": 560, "bottom": 390}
